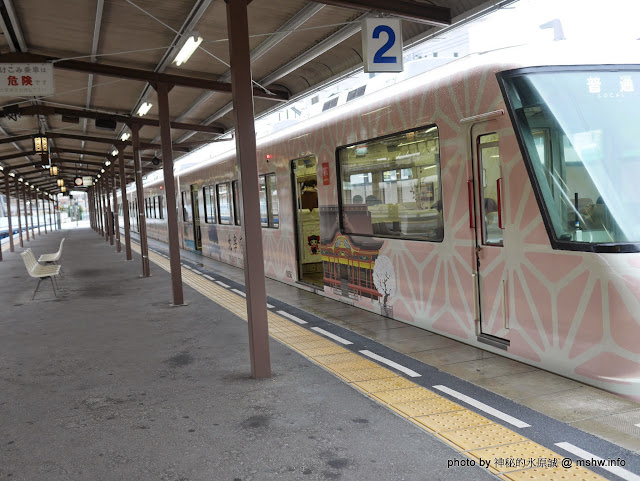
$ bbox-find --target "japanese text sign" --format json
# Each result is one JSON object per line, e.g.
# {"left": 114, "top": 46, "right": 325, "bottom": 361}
{"left": 0, "top": 63, "right": 54, "bottom": 96}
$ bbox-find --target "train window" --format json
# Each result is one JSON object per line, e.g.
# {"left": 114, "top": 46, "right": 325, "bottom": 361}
{"left": 267, "top": 174, "right": 279, "bottom": 228}
{"left": 259, "top": 176, "right": 268, "bottom": 227}
{"left": 232, "top": 180, "right": 241, "bottom": 225}
{"left": 259, "top": 174, "right": 279, "bottom": 229}
{"left": 217, "top": 183, "right": 231, "bottom": 225}
{"left": 501, "top": 68, "right": 640, "bottom": 248}
{"left": 153, "top": 196, "right": 158, "bottom": 219}
{"left": 158, "top": 196, "right": 164, "bottom": 219}
{"left": 181, "top": 191, "right": 189, "bottom": 222}
{"left": 337, "top": 125, "right": 443, "bottom": 241}
{"left": 203, "top": 186, "right": 216, "bottom": 224}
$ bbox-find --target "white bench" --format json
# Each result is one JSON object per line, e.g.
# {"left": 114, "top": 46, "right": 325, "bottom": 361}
{"left": 38, "top": 237, "right": 65, "bottom": 276}
{"left": 21, "top": 248, "right": 61, "bottom": 299}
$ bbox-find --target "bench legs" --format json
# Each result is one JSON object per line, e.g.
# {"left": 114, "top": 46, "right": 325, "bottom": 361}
{"left": 32, "top": 276, "right": 57, "bottom": 300}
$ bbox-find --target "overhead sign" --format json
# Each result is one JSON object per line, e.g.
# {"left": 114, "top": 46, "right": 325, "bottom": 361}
{"left": 362, "top": 18, "right": 403, "bottom": 73}
{"left": 0, "top": 63, "right": 54, "bottom": 96}
{"left": 82, "top": 176, "right": 93, "bottom": 187}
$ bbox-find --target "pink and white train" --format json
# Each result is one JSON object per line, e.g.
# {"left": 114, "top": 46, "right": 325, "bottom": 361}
{"left": 120, "top": 43, "right": 640, "bottom": 400}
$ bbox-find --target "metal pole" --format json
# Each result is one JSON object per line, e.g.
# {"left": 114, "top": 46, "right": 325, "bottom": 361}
{"left": 156, "top": 82, "right": 184, "bottom": 305}
{"left": 226, "top": 0, "right": 271, "bottom": 379}
{"left": 15, "top": 177, "right": 22, "bottom": 247}
{"left": 105, "top": 173, "right": 114, "bottom": 246}
{"left": 42, "top": 193, "right": 47, "bottom": 234}
{"left": 131, "top": 124, "right": 150, "bottom": 277}
{"left": 35, "top": 190, "right": 41, "bottom": 235}
{"left": 111, "top": 165, "right": 121, "bottom": 252}
{"left": 29, "top": 190, "right": 34, "bottom": 238}
{"left": 4, "top": 174, "right": 13, "bottom": 252}
{"left": 118, "top": 151, "right": 133, "bottom": 261}
{"left": 22, "top": 184, "right": 30, "bottom": 242}
{"left": 47, "top": 196, "right": 52, "bottom": 233}
{"left": 98, "top": 181, "right": 104, "bottom": 237}
{"left": 103, "top": 179, "right": 109, "bottom": 242}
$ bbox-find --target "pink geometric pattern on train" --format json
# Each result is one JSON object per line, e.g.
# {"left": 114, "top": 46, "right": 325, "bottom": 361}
{"left": 141, "top": 59, "right": 640, "bottom": 399}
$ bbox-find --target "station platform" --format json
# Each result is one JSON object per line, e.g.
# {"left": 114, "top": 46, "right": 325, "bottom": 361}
{"left": 2, "top": 228, "right": 640, "bottom": 481}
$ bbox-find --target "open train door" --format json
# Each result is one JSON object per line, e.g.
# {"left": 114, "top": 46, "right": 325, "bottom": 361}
{"left": 470, "top": 120, "right": 510, "bottom": 349}
{"left": 291, "top": 156, "right": 323, "bottom": 287}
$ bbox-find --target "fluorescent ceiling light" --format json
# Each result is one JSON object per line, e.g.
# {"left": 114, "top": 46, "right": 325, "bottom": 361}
{"left": 138, "top": 102, "right": 152, "bottom": 116}
{"left": 120, "top": 132, "right": 131, "bottom": 141}
{"left": 174, "top": 32, "right": 203, "bottom": 66}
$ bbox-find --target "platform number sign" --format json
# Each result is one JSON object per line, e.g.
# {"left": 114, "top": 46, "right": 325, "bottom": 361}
{"left": 362, "top": 18, "right": 403, "bottom": 73}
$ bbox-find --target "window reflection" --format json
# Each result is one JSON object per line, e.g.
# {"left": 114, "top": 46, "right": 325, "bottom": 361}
{"left": 502, "top": 69, "right": 640, "bottom": 245}
{"left": 338, "top": 126, "right": 444, "bottom": 241}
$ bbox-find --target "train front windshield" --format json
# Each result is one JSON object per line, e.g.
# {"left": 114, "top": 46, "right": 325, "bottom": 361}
{"left": 500, "top": 68, "right": 640, "bottom": 250}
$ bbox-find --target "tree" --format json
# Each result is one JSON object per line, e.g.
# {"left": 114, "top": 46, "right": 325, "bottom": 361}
{"left": 373, "top": 255, "right": 396, "bottom": 308}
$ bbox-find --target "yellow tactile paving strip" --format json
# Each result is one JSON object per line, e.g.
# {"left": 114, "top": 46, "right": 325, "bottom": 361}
{"left": 132, "top": 242, "right": 607, "bottom": 481}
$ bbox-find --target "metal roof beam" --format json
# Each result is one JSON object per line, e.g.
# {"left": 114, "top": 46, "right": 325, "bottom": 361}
{"left": 47, "top": 132, "right": 191, "bottom": 152}
{"left": 0, "top": 104, "right": 225, "bottom": 134}
{"left": 317, "top": 0, "right": 451, "bottom": 26}
{"left": 0, "top": 52, "right": 289, "bottom": 101}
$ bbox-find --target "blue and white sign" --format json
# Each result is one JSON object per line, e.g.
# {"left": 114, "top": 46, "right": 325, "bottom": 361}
{"left": 362, "top": 18, "right": 403, "bottom": 73}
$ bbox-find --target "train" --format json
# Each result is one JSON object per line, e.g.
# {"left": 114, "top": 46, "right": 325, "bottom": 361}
{"left": 117, "top": 42, "right": 640, "bottom": 400}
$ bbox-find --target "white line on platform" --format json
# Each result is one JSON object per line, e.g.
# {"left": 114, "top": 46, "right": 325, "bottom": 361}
{"left": 359, "top": 350, "right": 421, "bottom": 377}
{"left": 555, "top": 442, "right": 640, "bottom": 481}
{"left": 277, "top": 310, "right": 307, "bottom": 324}
{"left": 312, "top": 327, "right": 353, "bottom": 345}
{"left": 216, "top": 281, "right": 230, "bottom": 288}
{"left": 432, "top": 385, "right": 530, "bottom": 428}
{"left": 267, "top": 303, "right": 275, "bottom": 309}
{"left": 203, "top": 275, "right": 214, "bottom": 281}
{"left": 231, "top": 288, "right": 246, "bottom": 297}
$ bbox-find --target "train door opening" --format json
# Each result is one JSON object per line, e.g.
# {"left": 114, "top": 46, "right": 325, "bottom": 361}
{"left": 471, "top": 126, "right": 510, "bottom": 347}
{"left": 291, "top": 156, "right": 323, "bottom": 287}
{"left": 190, "top": 184, "right": 202, "bottom": 252}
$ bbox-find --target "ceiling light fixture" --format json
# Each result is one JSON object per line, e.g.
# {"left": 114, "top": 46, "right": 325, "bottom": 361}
{"left": 111, "top": 149, "right": 118, "bottom": 157}
{"left": 174, "top": 32, "right": 203, "bottom": 66}
{"left": 120, "top": 132, "right": 130, "bottom": 141}
{"left": 137, "top": 102, "right": 152, "bottom": 116}
{"left": 105, "top": 160, "right": 112, "bottom": 166}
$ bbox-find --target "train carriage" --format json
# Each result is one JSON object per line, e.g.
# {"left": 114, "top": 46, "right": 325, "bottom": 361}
{"left": 120, "top": 43, "right": 640, "bottom": 400}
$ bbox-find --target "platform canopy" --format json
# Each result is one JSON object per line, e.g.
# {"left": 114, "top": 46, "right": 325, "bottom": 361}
{"left": 0, "top": 0, "right": 506, "bottom": 196}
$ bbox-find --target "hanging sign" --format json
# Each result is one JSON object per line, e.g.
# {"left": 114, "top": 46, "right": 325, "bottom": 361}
{"left": 362, "top": 18, "right": 403, "bottom": 73}
{"left": 82, "top": 176, "right": 93, "bottom": 187}
{"left": 0, "top": 63, "right": 54, "bottom": 96}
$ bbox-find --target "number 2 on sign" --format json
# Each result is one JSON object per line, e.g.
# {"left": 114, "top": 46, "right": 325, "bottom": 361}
{"left": 372, "top": 25, "right": 397, "bottom": 64}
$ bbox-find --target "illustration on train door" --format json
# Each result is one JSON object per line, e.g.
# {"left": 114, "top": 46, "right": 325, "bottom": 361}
{"left": 470, "top": 122, "right": 510, "bottom": 348}
{"left": 190, "top": 184, "right": 202, "bottom": 252}
{"left": 291, "top": 156, "right": 323, "bottom": 287}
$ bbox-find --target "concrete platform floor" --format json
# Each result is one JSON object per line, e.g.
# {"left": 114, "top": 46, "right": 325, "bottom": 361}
{"left": 149, "top": 234, "right": 640, "bottom": 456}
{"left": 0, "top": 228, "right": 499, "bottom": 481}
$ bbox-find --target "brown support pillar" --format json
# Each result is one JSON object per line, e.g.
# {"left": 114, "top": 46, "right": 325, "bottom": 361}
{"left": 4, "top": 174, "right": 13, "bottom": 252}
{"left": 35, "top": 190, "right": 41, "bottom": 235}
{"left": 226, "top": 0, "right": 271, "bottom": 378}
{"left": 29, "top": 190, "right": 34, "bottom": 238}
{"left": 103, "top": 180, "right": 109, "bottom": 242}
{"left": 105, "top": 174, "right": 114, "bottom": 246}
{"left": 22, "top": 184, "right": 30, "bottom": 242}
{"left": 118, "top": 152, "right": 133, "bottom": 261}
{"left": 15, "top": 178, "right": 23, "bottom": 247}
{"left": 55, "top": 198, "right": 59, "bottom": 230}
{"left": 98, "top": 181, "right": 105, "bottom": 237}
{"left": 111, "top": 166, "right": 121, "bottom": 252}
{"left": 155, "top": 82, "right": 184, "bottom": 305}
{"left": 131, "top": 124, "right": 150, "bottom": 277}
{"left": 47, "top": 196, "right": 52, "bottom": 232}
{"left": 42, "top": 193, "right": 47, "bottom": 234}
